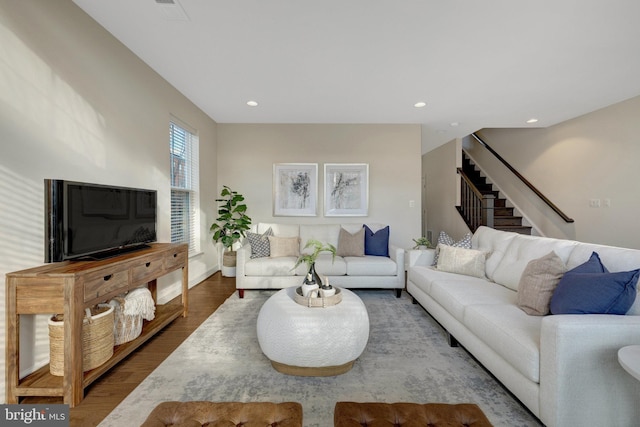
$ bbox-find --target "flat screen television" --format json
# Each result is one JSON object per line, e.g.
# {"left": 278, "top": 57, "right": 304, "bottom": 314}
{"left": 45, "top": 179, "right": 157, "bottom": 262}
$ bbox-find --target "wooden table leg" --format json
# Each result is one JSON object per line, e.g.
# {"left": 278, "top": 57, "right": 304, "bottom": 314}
{"left": 5, "top": 278, "right": 19, "bottom": 404}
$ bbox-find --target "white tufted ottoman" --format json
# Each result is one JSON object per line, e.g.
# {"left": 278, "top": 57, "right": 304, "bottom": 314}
{"left": 257, "top": 287, "right": 370, "bottom": 376}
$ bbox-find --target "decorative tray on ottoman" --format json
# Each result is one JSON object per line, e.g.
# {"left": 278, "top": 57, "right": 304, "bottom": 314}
{"left": 294, "top": 287, "right": 342, "bottom": 308}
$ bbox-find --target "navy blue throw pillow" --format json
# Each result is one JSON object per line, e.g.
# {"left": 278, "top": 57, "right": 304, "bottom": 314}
{"left": 363, "top": 225, "right": 389, "bottom": 257}
{"left": 550, "top": 252, "right": 639, "bottom": 315}
{"left": 570, "top": 251, "right": 608, "bottom": 274}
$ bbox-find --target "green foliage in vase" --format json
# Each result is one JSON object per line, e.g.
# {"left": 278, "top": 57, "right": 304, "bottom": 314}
{"left": 293, "top": 239, "right": 336, "bottom": 269}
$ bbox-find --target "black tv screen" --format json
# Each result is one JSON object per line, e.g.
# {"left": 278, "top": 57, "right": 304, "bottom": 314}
{"left": 45, "top": 179, "right": 157, "bottom": 262}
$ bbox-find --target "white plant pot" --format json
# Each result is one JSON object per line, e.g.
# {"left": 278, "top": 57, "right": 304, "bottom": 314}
{"left": 221, "top": 265, "right": 236, "bottom": 277}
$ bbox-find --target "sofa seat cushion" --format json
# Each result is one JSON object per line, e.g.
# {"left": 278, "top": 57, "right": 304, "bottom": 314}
{"left": 294, "top": 253, "right": 347, "bottom": 276}
{"left": 464, "top": 304, "right": 542, "bottom": 383}
{"left": 429, "top": 277, "right": 516, "bottom": 323}
{"left": 408, "top": 266, "right": 467, "bottom": 295}
{"left": 345, "top": 256, "right": 397, "bottom": 276}
{"left": 245, "top": 257, "right": 297, "bottom": 276}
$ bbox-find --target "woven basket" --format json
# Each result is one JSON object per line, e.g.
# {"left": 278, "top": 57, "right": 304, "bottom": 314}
{"left": 294, "top": 286, "right": 342, "bottom": 308}
{"left": 223, "top": 251, "right": 237, "bottom": 267}
{"left": 110, "top": 297, "right": 143, "bottom": 346}
{"left": 48, "top": 304, "right": 114, "bottom": 376}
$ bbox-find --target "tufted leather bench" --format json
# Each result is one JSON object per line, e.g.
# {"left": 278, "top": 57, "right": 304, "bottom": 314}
{"left": 141, "top": 401, "right": 303, "bottom": 426}
{"left": 334, "top": 402, "right": 493, "bottom": 427}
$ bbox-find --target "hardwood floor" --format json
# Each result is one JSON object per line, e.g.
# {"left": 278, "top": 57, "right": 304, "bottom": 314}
{"left": 24, "top": 272, "right": 236, "bottom": 427}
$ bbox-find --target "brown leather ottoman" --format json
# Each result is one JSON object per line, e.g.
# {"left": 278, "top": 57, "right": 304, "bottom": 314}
{"left": 334, "top": 402, "right": 493, "bottom": 427}
{"left": 141, "top": 401, "right": 303, "bottom": 426}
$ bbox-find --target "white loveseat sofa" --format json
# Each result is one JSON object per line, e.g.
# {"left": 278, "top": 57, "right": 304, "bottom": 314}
{"left": 236, "top": 223, "right": 404, "bottom": 298}
{"left": 407, "top": 226, "right": 640, "bottom": 427}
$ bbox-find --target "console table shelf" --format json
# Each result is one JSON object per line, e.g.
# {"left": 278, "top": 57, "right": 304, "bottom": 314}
{"left": 5, "top": 243, "right": 188, "bottom": 407}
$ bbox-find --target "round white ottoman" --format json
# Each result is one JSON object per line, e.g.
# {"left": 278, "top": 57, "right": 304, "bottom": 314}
{"left": 257, "top": 287, "right": 370, "bottom": 376}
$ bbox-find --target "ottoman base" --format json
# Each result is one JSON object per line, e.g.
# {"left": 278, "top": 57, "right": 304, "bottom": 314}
{"left": 271, "top": 360, "right": 355, "bottom": 377}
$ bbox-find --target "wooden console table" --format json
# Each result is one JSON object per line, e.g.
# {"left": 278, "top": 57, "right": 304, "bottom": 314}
{"left": 5, "top": 243, "right": 188, "bottom": 407}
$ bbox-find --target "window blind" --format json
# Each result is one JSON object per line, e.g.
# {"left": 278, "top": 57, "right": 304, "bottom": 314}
{"left": 170, "top": 121, "right": 199, "bottom": 255}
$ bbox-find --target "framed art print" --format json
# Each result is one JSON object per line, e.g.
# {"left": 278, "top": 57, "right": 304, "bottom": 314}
{"left": 324, "top": 163, "right": 369, "bottom": 216}
{"left": 273, "top": 163, "right": 318, "bottom": 216}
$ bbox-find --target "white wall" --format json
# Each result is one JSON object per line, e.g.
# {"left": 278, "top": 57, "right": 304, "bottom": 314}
{"left": 424, "top": 95, "right": 640, "bottom": 249}
{"left": 0, "top": 0, "right": 219, "bottom": 402}
{"left": 216, "top": 124, "right": 422, "bottom": 249}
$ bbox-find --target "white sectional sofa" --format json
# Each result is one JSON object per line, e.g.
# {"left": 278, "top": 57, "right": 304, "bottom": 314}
{"left": 407, "top": 226, "right": 640, "bottom": 427}
{"left": 236, "top": 222, "right": 404, "bottom": 298}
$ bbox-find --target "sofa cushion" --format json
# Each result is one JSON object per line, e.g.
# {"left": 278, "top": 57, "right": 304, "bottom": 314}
{"left": 364, "top": 225, "right": 389, "bottom": 257}
{"left": 464, "top": 304, "right": 542, "bottom": 383}
{"left": 294, "top": 253, "right": 347, "bottom": 276}
{"left": 257, "top": 223, "right": 299, "bottom": 237}
{"left": 345, "top": 256, "right": 397, "bottom": 276}
{"left": 471, "top": 226, "right": 518, "bottom": 281}
{"left": 408, "top": 266, "right": 457, "bottom": 295}
{"left": 429, "top": 278, "right": 516, "bottom": 323}
{"left": 247, "top": 227, "right": 273, "bottom": 258}
{"left": 516, "top": 251, "right": 567, "bottom": 316}
{"left": 550, "top": 253, "right": 639, "bottom": 315}
{"left": 299, "top": 224, "right": 341, "bottom": 254}
{"left": 433, "top": 231, "right": 472, "bottom": 265}
{"left": 244, "top": 256, "right": 297, "bottom": 276}
{"left": 269, "top": 236, "right": 300, "bottom": 258}
{"left": 337, "top": 227, "right": 365, "bottom": 257}
{"left": 491, "top": 234, "right": 578, "bottom": 291}
{"left": 436, "top": 245, "right": 486, "bottom": 278}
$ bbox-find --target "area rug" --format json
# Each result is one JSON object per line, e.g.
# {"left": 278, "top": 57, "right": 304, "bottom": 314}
{"left": 98, "top": 290, "right": 542, "bottom": 427}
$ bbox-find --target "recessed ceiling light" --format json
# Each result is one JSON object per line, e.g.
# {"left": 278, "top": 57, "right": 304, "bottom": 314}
{"left": 414, "top": 101, "right": 427, "bottom": 108}
{"left": 247, "top": 101, "right": 258, "bottom": 107}
{"left": 450, "top": 122, "right": 459, "bottom": 127}
{"left": 526, "top": 118, "right": 538, "bottom": 124}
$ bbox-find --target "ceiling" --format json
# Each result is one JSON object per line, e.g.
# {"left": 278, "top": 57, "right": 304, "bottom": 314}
{"left": 72, "top": 0, "right": 640, "bottom": 153}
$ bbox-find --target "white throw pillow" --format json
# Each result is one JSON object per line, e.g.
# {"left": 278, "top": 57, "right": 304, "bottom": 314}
{"left": 436, "top": 244, "right": 487, "bottom": 278}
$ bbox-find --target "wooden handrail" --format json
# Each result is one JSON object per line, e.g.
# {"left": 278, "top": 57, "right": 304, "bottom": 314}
{"left": 471, "top": 133, "right": 574, "bottom": 223}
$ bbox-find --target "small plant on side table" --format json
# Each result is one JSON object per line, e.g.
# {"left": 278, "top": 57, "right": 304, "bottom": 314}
{"left": 412, "top": 237, "right": 431, "bottom": 249}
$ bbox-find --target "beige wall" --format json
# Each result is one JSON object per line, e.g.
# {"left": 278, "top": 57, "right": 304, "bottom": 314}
{"left": 0, "top": 0, "right": 219, "bottom": 402}
{"left": 216, "top": 124, "right": 422, "bottom": 249}
{"left": 423, "top": 139, "right": 470, "bottom": 243}
{"left": 425, "top": 95, "right": 640, "bottom": 249}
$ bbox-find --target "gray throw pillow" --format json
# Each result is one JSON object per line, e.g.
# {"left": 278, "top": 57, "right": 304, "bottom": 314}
{"left": 432, "top": 231, "right": 472, "bottom": 265}
{"left": 337, "top": 227, "right": 365, "bottom": 257}
{"left": 517, "top": 251, "right": 567, "bottom": 315}
{"left": 247, "top": 227, "right": 273, "bottom": 258}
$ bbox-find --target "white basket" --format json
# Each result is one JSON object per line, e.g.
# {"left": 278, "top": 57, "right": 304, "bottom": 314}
{"left": 110, "top": 297, "right": 143, "bottom": 346}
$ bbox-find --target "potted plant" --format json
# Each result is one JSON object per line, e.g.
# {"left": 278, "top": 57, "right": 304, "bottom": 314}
{"left": 210, "top": 185, "right": 252, "bottom": 277}
{"left": 412, "top": 237, "right": 431, "bottom": 250}
{"left": 293, "top": 239, "right": 336, "bottom": 293}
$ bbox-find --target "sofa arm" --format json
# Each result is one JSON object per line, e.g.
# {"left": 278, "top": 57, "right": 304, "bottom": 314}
{"left": 389, "top": 245, "right": 405, "bottom": 288}
{"left": 539, "top": 314, "right": 640, "bottom": 427}
{"left": 236, "top": 242, "right": 251, "bottom": 277}
{"left": 406, "top": 248, "right": 435, "bottom": 268}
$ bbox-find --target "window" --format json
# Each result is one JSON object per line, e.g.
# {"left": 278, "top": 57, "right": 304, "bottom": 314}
{"left": 170, "top": 120, "right": 200, "bottom": 256}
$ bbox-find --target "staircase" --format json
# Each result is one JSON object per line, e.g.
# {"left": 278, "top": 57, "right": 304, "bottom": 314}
{"left": 458, "top": 152, "right": 532, "bottom": 235}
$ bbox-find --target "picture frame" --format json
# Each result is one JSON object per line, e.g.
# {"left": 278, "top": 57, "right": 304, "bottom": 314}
{"left": 324, "top": 163, "right": 369, "bottom": 216}
{"left": 273, "top": 163, "right": 318, "bottom": 216}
